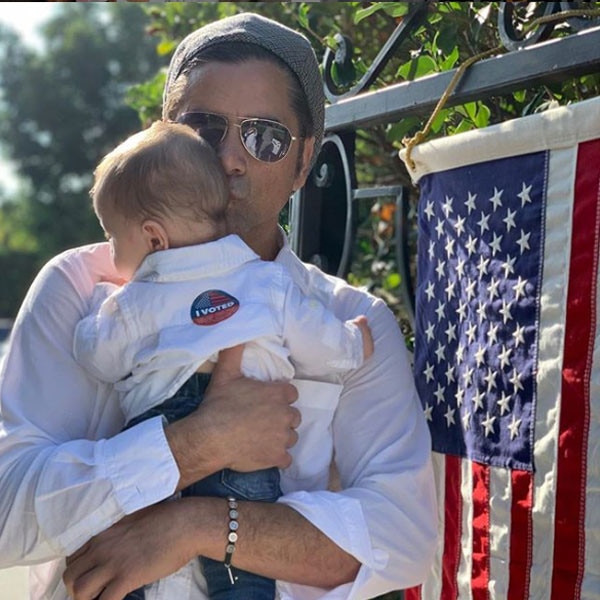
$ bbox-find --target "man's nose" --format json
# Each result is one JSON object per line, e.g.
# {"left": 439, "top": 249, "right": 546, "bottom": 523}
{"left": 217, "top": 125, "right": 247, "bottom": 175}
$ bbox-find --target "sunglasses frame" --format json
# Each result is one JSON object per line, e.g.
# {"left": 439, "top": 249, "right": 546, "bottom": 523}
{"left": 176, "top": 111, "right": 299, "bottom": 163}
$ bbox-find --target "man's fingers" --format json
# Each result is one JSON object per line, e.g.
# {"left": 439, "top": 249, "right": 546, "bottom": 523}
{"left": 210, "top": 344, "right": 244, "bottom": 385}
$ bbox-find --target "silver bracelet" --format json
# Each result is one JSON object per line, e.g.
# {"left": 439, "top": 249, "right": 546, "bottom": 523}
{"left": 224, "top": 496, "right": 239, "bottom": 585}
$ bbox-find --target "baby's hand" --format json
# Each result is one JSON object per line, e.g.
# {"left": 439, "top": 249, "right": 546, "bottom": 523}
{"left": 352, "top": 315, "right": 374, "bottom": 360}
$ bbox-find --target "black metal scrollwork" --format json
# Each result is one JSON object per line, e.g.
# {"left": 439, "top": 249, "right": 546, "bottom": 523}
{"left": 498, "top": 1, "right": 600, "bottom": 51}
{"left": 322, "top": 0, "right": 430, "bottom": 103}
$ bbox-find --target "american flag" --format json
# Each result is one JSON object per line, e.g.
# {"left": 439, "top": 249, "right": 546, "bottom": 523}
{"left": 401, "top": 96, "right": 600, "bottom": 600}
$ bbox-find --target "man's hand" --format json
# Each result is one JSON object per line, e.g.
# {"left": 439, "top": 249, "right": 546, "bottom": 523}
{"left": 165, "top": 345, "right": 301, "bottom": 490}
{"left": 64, "top": 499, "right": 203, "bottom": 600}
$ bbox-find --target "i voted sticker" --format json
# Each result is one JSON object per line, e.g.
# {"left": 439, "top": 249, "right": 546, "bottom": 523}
{"left": 190, "top": 290, "right": 240, "bottom": 325}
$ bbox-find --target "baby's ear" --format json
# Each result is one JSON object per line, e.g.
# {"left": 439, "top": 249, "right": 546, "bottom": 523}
{"left": 141, "top": 219, "right": 169, "bottom": 252}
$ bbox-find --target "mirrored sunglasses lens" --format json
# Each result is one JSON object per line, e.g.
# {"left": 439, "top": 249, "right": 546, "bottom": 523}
{"left": 177, "top": 113, "right": 227, "bottom": 149}
{"left": 241, "top": 120, "right": 291, "bottom": 163}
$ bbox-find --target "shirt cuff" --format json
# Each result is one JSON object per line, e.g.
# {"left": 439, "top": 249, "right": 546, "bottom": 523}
{"left": 277, "top": 490, "right": 388, "bottom": 600}
{"left": 103, "top": 416, "right": 180, "bottom": 514}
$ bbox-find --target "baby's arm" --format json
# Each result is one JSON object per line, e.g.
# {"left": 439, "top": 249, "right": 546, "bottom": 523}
{"left": 73, "top": 283, "right": 135, "bottom": 383}
{"left": 279, "top": 279, "right": 373, "bottom": 376}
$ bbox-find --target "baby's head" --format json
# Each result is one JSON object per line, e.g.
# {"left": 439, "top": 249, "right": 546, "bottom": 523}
{"left": 91, "top": 121, "right": 228, "bottom": 279}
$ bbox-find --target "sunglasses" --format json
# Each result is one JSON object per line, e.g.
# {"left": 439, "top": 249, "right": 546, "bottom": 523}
{"left": 176, "top": 111, "right": 299, "bottom": 163}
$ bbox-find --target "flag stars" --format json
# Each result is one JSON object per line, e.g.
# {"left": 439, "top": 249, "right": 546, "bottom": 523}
{"left": 463, "top": 365, "right": 474, "bottom": 386}
{"left": 466, "top": 235, "right": 478, "bottom": 257}
{"left": 456, "top": 256, "right": 466, "bottom": 278}
{"left": 516, "top": 229, "right": 531, "bottom": 254}
{"left": 472, "top": 389, "right": 485, "bottom": 411}
{"left": 425, "top": 280, "right": 435, "bottom": 302}
{"left": 484, "top": 368, "right": 497, "bottom": 392}
{"left": 436, "top": 259, "right": 446, "bottom": 280}
{"left": 489, "top": 187, "right": 503, "bottom": 211}
{"left": 423, "top": 403, "right": 433, "bottom": 422}
{"left": 456, "top": 342, "right": 465, "bottom": 363}
{"left": 428, "top": 240, "right": 435, "bottom": 260}
{"left": 508, "top": 414, "right": 522, "bottom": 440}
{"left": 499, "top": 299, "right": 513, "bottom": 324}
{"left": 435, "top": 219, "right": 445, "bottom": 239}
{"left": 465, "top": 191, "right": 477, "bottom": 214}
{"left": 425, "top": 321, "right": 435, "bottom": 342}
{"left": 445, "top": 279, "right": 456, "bottom": 301}
{"left": 435, "top": 341, "right": 446, "bottom": 364}
{"left": 424, "top": 200, "right": 435, "bottom": 221}
{"left": 434, "top": 383, "right": 446, "bottom": 405}
{"left": 489, "top": 232, "right": 503, "bottom": 256}
{"left": 435, "top": 300, "right": 446, "bottom": 322}
{"left": 503, "top": 207, "right": 517, "bottom": 232}
{"left": 487, "top": 323, "right": 499, "bottom": 345}
{"left": 454, "top": 214, "right": 466, "bottom": 237}
{"left": 466, "top": 322, "right": 477, "bottom": 344}
{"left": 456, "top": 386, "right": 464, "bottom": 407}
{"left": 497, "top": 392, "right": 511, "bottom": 416}
{"left": 488, "top": 277, "right": 501, "bottom": 301}
{"left": 423, "top": 361, "right": 435, "bottom": 383}
{"left": 445, "top": 236, "right": 455, "bottom": 259}
{"left": 457, "top": 300, "right": 468, "bottom": 322}
{"left": 477, "top": 255, "right": 489, "bottom": 279}
{"left": 518, "top": 182, "right": 532, "bottom": 207}
{"left": 462, "top": 410, "right": 471, "bottom": 431}
{"left": 445, "top": 364, "right": 456, "bottom": 384}
{"left": 482, "top": 412, "right": 497, "bottom": 437}
{"left": 502, "top": 254, "right": 516, "bottom": 278}
{"left": 465, "top": 278, "right": 477, "bottom": 301}
{"left": 476, "top": 301, "right": 487, "bottom": 323}
{"left": 474, "top": 344, "right": 486, "bottom": 367}
{"left": 513, "top": 276, "right": 527, "bottom": 301}
{"left": 477, "top": 211, "right": 491, "bottom": 235}
{"left": 509, "top": 368, "right": 525, "bottom": 392}
{"left": 498, "top": 344, "right": 512, "bottom": 369}
{"left": 444, "top": 406, "right": 456, "bottom": 427}
{"left": 445, "top": 321, "right": 457, "bottom": 343}
{"left": 513, "top": 323, "right": 526, "bottom": 347}
{"left": 442, "top": 196, "right": 454, "bottom": 218}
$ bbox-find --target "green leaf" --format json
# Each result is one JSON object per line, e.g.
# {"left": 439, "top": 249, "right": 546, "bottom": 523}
{"left": 397, "top": 55, "right": 437, "bottom": 80}
{"left": 385, "top": 272, "right": 402, "bottom": 290}
{"left": 473, "top": 103, "right": 491, "bottom": 128}
{"left": 156, "top": 39, "right": 177, "bottom": 56}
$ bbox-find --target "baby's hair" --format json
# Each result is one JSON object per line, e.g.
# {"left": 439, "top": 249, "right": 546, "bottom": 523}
{"left": 91, "top": 121, "right": 228, "bottom": 227}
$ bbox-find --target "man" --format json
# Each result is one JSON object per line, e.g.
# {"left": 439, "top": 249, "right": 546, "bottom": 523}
{"left": 0, "top": 13, "right": 436, "bottom": 600}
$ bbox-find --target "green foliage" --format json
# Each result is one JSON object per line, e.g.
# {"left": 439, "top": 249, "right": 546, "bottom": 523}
{"left": 0, "top": 3, "right": 165, "bottom": 315}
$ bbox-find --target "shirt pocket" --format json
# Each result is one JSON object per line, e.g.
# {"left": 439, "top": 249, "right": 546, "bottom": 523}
{"left": 280, "top": 379, "right": 343, "bottom": 493}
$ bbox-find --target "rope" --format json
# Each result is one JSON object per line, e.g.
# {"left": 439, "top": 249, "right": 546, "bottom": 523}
{"left": 402, "top": 6, "right": 600, "bottom": 172}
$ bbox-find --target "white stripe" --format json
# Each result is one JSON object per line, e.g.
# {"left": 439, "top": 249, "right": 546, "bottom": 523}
{"left": 488, "top": 467, "right": 510, "bottom": 599}
{"left": 422, "top": 452, "right": 446, "bottom": 600}
{"left": 582, "top": 198, "right": 600, "bottom": 600}
{"left": 456, "top": 459, "right": 473, "bottom": 600}
{"left": 529, "top": 145, "right": 576, "bottom": 600}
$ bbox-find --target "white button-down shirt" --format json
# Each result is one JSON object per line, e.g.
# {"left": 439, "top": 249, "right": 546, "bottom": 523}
{"left": 0, "top": 235, "right": 437, "bottom": 599}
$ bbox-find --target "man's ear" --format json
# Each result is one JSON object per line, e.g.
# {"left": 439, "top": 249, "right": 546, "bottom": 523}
{"left": 292, "top": 136, "right": 316, "bottom": 192}
{"left": 141, "top": 219, "right": 170, "bottom": 252}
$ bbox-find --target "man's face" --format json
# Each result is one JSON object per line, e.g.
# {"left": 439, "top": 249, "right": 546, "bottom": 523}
{"left": 175, "top": 59, "right": 314, "bottom": 259}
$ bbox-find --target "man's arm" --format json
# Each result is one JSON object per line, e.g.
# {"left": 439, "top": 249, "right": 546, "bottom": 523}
{"left": 64, "top": 497, "right": 358, "bottom": 600}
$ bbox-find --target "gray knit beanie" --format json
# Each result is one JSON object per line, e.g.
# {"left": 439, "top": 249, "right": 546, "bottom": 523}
{"left": 163, "top": 12, "right": 325, "bottom": 160}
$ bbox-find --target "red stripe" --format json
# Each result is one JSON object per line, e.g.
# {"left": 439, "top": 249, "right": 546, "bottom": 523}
{"left": 440, "top": 455, "right": 462, "bottom": 600}
{"left": 551, "top": 139, "right": 599, "bottom": 599}
{"left": 471, "top": 462, "right": 490, "bottom": 600}
{"left": 404, "top": 586, "right": 422, "bottom": 600}
{"left": 507, "top": 471, "right": 533, "bottom": 599}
